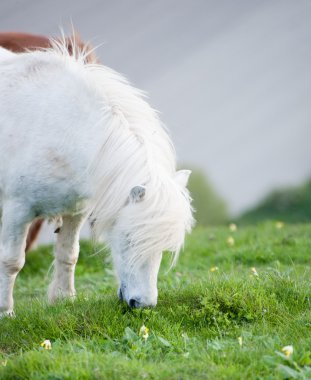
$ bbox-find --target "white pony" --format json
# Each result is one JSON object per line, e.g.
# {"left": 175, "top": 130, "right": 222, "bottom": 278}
{"left": 0, "top": 41, "right": 193, "bottom": 316}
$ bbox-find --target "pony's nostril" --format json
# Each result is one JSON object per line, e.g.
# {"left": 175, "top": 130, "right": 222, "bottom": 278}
{"left": 129, "top": 298, "right": 140, "bottom": 308}
{"left": 129, "top": 298, "right": 136, "bottom": 308}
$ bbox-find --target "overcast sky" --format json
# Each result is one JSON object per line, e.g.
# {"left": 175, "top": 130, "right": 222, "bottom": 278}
{"left": 1, "top": 0, "right": 311, "bottom": 216}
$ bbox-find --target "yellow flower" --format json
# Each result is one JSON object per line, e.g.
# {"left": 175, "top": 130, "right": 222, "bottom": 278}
{"left": 210, "top": 266, "right": 219, "bottom": 272}
{"left": 40, "top": 339, "right": 52, "bottom": 350}
{"left": 238, "top": 336, "right": 243, "bottom": 347}
{"left": 139, "top": 325, "right": 149, "bottom": 340}
{"left": 251, "top": 267, "right": 259, "bottom": 277}
{"left": 227, "top": 236, "right": 235, "bottom": 246}
{"left": 229, "top": 223, "right": 237, "bottom": 232}
{"left": 282, "top": 345, "right": 293, "bottom": 357}
{"left": 275, "top": 221, "right": 284, "bottom": 229}
{"left": 1, "top": 360, "right": 7, "bottom": 367}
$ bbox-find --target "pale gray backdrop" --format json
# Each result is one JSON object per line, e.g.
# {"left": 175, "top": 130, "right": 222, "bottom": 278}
{"left": 1, "top": 0, "right": 310, "bottom": 237}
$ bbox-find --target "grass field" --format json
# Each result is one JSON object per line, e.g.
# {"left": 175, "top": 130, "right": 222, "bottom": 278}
{"left": 0, "top": 222, "right": 310, "bottom": 379}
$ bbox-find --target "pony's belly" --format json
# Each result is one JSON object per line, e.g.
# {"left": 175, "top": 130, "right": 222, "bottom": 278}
{"left": 30, "top": 190, "right": 89, "bottom": 218}
{"left": 0, "top": 159, "right": 90, "bottom": 219}
{"left": 19, "top": 173, "right": 90, "bottom": 217}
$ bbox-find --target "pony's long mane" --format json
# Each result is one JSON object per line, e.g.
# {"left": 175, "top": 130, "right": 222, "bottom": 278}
{"left": 40, "top": 37, "right": 194, "bottom": 265}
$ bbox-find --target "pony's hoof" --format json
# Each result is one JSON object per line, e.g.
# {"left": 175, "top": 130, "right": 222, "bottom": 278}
{"left": 0, "top": 310, "right": 15, "bottom": 319}
{"left": 48, "top": 285, "right": 76, "bottom": 304}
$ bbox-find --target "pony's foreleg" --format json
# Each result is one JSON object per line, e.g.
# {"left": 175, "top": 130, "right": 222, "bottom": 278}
{"left": 0, "top": 201, "right": 29, "bottom": 317}
{"left": 48, "top": 214, "right": 86, "bottom": 303}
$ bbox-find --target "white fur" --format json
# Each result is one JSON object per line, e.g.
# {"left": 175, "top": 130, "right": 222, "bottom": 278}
{"left": 0, "top": 41, "right": 194, "bottom": 315}
{"left": 0, "top": 47, "right": 15, "bottom": 60}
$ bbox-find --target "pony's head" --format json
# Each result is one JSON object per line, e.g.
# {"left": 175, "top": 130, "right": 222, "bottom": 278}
{"left": 108, "top": 169, "right": 194, "bottom": 308}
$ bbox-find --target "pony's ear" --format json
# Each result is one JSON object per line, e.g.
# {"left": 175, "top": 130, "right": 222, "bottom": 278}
{"left": 174, "top": 170, "right": 191, "bottom": 188}
{"left": 129, "top": 185, "right": 146, "bottom": 203}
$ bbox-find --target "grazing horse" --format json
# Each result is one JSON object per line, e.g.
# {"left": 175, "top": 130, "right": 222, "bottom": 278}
{"left": 0, "top": 40, "right": 193, "bottom": 316}
{"left": 0, "top": 32, "right": 98, "bottom": 252}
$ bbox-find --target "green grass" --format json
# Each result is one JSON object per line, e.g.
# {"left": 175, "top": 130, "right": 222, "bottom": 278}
{"left": 0, "top": 223, "right": 310, "bottom": 379}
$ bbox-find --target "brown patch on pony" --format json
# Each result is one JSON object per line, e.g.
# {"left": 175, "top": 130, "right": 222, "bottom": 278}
{"left": 0, "top": 32, "right": 51, "bottom": 52}
{"left": 0, "top": 31, "right": 98, "bottom": 63}
{"left": 25, "top": 219, "right": 44, "bottom": 252}
{"left": 46, "top": 149, "right": 74, "bottom": 180}
{"left": 0, "top": 31, "right": 98, "bottom": 252}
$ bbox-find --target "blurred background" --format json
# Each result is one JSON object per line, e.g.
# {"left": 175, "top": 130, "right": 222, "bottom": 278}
{"left": 1, "top": 0, "right": 311, "bottom": 238}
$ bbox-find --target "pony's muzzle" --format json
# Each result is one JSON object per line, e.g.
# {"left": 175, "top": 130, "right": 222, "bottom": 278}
{"left": 118, "top": 288, "right": 141, "bottom": 308}
{"left": 118, "top": 287, "right": 156, "bottom": 308}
